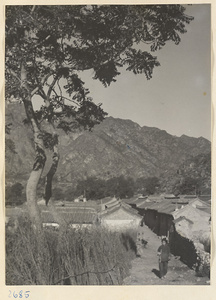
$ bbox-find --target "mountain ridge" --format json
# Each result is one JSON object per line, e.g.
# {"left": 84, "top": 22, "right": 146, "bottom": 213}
{"left": 5, "top": 103, "right": 211, "bottom": 193}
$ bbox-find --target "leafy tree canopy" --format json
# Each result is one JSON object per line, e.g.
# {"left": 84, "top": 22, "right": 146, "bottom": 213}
{"left": 136, "top": 176, "right": 160, "bottom": 195}
{"left": 173, "top": 176, "right": 201, "bottom": 195}
{"left": 5, "top": 5, "right": 194, "bottom": 218}
{"left": 5, "top": 5, "right": 193, "bottom": 135}
{"left": 74, "top": 175, "right": 135, "bottom": 200}
{"left": 75, "top": 176, "right": 107, "bottom": 200}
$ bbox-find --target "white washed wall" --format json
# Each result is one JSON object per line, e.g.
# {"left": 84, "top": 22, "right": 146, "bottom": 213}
{"left": 101, "top": 219, "right": 140, "bottom": 231}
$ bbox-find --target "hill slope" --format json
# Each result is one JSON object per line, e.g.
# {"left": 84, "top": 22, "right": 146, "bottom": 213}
{"left": 6, "top": 103, "right": 211, "bottom": 191}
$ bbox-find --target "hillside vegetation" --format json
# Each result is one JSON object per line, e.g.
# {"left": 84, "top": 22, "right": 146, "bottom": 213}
{"left": 6, "top": 102, "right": 211, "bottom": 200}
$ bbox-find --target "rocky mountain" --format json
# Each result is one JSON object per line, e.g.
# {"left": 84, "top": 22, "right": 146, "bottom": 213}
{"left": 5, "top": 103, "right": 211, "bottom": 192}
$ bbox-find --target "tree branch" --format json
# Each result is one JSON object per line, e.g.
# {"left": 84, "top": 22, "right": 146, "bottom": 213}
{"left": 57, "top": 78, "right": 62, "bottom": 100}
{"left": 46, "top": 75, "right": 59, "bottom": 104}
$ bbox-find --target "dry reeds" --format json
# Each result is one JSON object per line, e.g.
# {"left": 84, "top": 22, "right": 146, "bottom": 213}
{"left": 6, "top": 215, "right": 137, "bottom": 285}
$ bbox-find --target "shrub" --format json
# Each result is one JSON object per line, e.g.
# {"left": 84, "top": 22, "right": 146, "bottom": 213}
{"left": 6, "top": 215, "right": 137, "bottom": 285}
{"left": 195, "top": 249, "right": 210, "bottom": 278}
{"left": 199, "top": 234, "right": 211, "bottom": 253}
{"left": 120, "top": 229, "right": 138, "bottom": 256}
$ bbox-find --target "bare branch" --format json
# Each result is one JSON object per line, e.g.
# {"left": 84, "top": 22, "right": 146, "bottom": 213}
{"left": 47, "top": 76, "right": 59, "bottom": 102}
{"left": 57, "top": 79, "right": 63, "bottom": 100}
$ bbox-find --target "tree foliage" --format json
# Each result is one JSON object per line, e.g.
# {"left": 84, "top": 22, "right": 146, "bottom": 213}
{"left": 6, "top": 5, "right": 194, "bottom": 127}
{"left": 173, "top": 177, "right": 201, "bottom": 195}
{"left": 75, "top": 177, "right": 107, "bottom": 200}
{"left": 5, "top": 5, "right": 193, "bottom": 220}
{"left": 106, "top": 176, "right": 135, "bottom": 198}
{"left": 73, "top": 175, "right": 160, "bottom": 200}
{"left": 136, "top": 176, "right": 160, "bottom": 195}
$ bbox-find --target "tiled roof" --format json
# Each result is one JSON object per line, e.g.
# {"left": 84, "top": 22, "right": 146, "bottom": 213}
{"left": 171, "top": 200, "right": 189, "bottom": 205}
{"left": 54, "top": 200, "right": 97, "bottom": 208}
{"left": 149, "top": 201, "right": 174, "bottom": 214}
{"left": 164, "top": 194, "right": 179, "bottom": 199}
{"left": 138, "top": 199, "right": 183, "bottom": 215}
{"left": 123, "top": 197, "right": 139, "bottom": 204}
{"left": 121, "top": 203, "right": 141, "bottom": 216}
{"left": 182, "top": 195, "right": 197, "bottom": 199}
{"left": 196, "top": 205, "right": 211, "bottom": 214}
{"left": 138, "top": 201, "right": 157, "bottom": 209}
{"left": 105, "top": 200, "right": 120, "bottom": 209}
{"left": 100, "top": 203, "right": 141, "bottom": 219}
{"left": 173, "top": 216, "right": 194, "bottom": 224}
{"left": 198, "top": 195, "right": 211, "bottom": 201}
{"left": 133, "top": 198, "right": 148, "bottom": 207}
{"left": 159, "top": 203, "right": 182, "bottom": 214}
{"left": 120, "top": 202, "right": 132, "bottom": 210}
{"left": 56, "top": 206, "right": 97, "bottom": 214}
{"left": 100, "top": 197, "right": 117, "bottom": 204}
{"left": 42, "top": 208, "right": 97, "bottom": 224}
{"left": 137, "top": 195, "right": 212, "bottom": 216}
{"left": 190, "top": 198, "right": 211, "bottom": 206}
{"left": 146, "top": 201, "right": 163, "bottom": 210}
{"left": 147, "top": 195, "right": 163, "bottom": 201}
{"left": 172, "top": 204, "right": 210, "bottom": 220}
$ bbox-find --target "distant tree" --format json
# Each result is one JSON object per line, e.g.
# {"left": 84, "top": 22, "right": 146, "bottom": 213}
{"left": 5, "top": 5, "right": 193, "bottom": 230}
{"left": 75, "top": 177, "right": 106, "bottom": 200}
{"left": 63, "top": 186, "right": 76, "bottom": 202}
{"left": 136, "top": 176, "right": 160, "bottom": 195}
{"left": 106, "top": 175, "right": 135, "bottom": 198}
{"left": 105, "top": 177, "right": 118, "bottom": 197}
{"left": 74, "top": 175, "right": 135, "bottom": 199}
{"left": 52, "top": 187, "right": 64, "bottom": 201}
{"left": 145, "top": 177, "right": 160, "bottom": 195}
{"left": 173, "top": 177, "right": 201, "bottom": 195}
{"left": 117, "top": 176, "right": 135, "bottom": 198}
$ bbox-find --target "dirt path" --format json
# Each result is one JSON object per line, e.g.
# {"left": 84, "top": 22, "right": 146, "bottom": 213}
{"left": 123, "top": 225, "right": 209, "bottom": 285}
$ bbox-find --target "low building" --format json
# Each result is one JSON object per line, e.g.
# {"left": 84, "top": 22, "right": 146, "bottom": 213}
{"left": 100, "top": 196, "right": 120, "bottom": 211}
{"left": 39, "top": 199, "right": 98, "bottom": 228}
{"left": 135, "top": 196, "right": 210, "bottom": 241}
{"left": 172, "top": 204, "right": 210, "bottom": 234}
{"left": 100, "top": 202, "right": 142, "bottom": 231}
{"left": 169, "top": 205, "right": 211, "bottom": 269}
{"left": 173, "top": 216, "right": 194, "bottom": 239}
{"left": 140, "top": 199, "right": 183, "bottom": 236}
{"left": 42, "top": 206, "right": 98, "bottom": 229}
{"left": 187, "top": 197, "right": 211, "bottom": 214}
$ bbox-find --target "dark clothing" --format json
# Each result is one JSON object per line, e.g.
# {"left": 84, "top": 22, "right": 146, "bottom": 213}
{"left": 157, "top": 244, "right": 170, "bottom": 278}
{"left": 157, "top": 244, "right": 170, "bottom": 262}
{"left": 159, "top": 261, "right": 168, "bottom": 278}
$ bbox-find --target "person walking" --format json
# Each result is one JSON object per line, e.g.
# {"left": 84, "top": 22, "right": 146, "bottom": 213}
{"left": 157, "top": 238, "right": 170, "bottom": 279}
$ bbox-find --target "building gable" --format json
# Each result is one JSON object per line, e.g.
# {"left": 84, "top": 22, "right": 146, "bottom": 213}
{"left": 101, "top": 207, "right": 141, "bottom": 221}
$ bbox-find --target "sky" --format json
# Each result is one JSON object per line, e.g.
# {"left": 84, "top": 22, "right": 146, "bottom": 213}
{"left": 78, "top": 4, "right": 211, "bottom": 141}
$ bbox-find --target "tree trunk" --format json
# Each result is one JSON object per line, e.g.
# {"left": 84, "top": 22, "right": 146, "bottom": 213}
{"left": 23, "top": 97, "right": 48, "bottom": 285}
{"left": 23, "top": 97, "right": 46, "bottom": 231}
{"left": 20, "top": 60, "right": 46, "bottom": 232}
{"left": 26, "top": 162, "right": 45, "bottom": 231}
{"left": 44, "top": 136, "right": 60, "bottom": 205}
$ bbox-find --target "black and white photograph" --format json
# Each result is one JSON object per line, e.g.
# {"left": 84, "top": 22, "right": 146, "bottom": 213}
{"left": 4, "top": 2, "right": 212, "bottom": 290}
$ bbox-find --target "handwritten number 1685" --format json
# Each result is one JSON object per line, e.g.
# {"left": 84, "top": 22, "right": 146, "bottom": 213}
{"left": 9, "top": 290, "right": 30, "bottom": 298}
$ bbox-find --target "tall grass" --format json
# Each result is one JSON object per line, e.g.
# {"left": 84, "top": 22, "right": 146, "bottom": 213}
{"left": 6, "top": 215, "right": 137, "bottom": 285}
